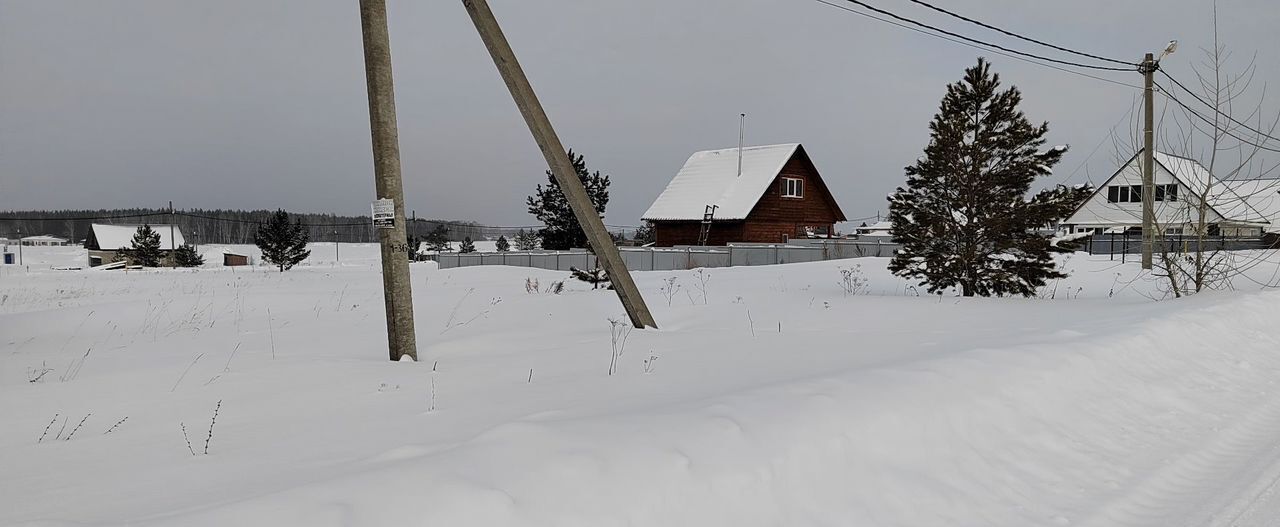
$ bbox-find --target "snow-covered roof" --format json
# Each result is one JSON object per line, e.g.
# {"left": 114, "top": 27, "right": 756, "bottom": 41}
{"left": 21, "top": 235, "right": 67, "bottom": 242}
{"left": 642, "top": 143, "right": 801, "bottom": 221}
{"left": 1154, "top": 152, "right": 1273, "bottom": 224}
{"left": 90, "top": 224, "right": 186, "bottom": 251}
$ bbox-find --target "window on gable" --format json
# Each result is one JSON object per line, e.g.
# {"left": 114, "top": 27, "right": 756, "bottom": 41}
{"left": 1166, "top": 184, "right": 1178, "bottom": 201}
{"left": 780, "top": 177, "right": 803, "bottom": 198}
{"left": 1117, "top": 186, "right": 1130, "bottom": 202}
{"left": 1130, "top": 185, "right": 1143, "bottom": 202}
{"left": 1108, "top": 186, "right": 1120, "bottom": 203}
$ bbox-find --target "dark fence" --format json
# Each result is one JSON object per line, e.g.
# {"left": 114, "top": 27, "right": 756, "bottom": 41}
{"left": 1082, "top": 233, "right": 1271, "bottom": 258}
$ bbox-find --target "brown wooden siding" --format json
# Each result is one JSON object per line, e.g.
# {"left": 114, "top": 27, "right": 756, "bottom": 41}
{"left": 650, "top": 146, "right": 845, "bottom": 246}
{"left": 654, "top": 221, "right": 744, "bottom": 247}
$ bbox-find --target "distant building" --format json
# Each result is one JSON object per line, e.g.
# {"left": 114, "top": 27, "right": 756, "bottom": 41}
{"left": 853, "top": 221, "right": 893, "bottom": 238}
{"left": 84, "top": 223, "right": 187, "bottom": 267}
{"left": 0, "top": 237, "right": 12, "bottom": 246}
{"left": 642, "top": 143, "right": 847, "bottom": 246}
{"left": 1063, "top": 150, "right": 1280, "bottom": 237}
{"left": 20, "top": 235, "right": 69, "bottom": 246}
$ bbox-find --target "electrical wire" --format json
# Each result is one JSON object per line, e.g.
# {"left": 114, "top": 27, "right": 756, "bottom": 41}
{"left": 901, "top": 0, "right": 1136, "bottom": 67}
{"left": 1154, "top": 82, "right": 1280, "bottom": 154}
{"left": 807, "top": 0, "right": 1141, "bottom": 90}
{"left": 1159, "top": 69, "right": 1280, "bottom": 145}
{"left": 826, "top": 0, "right": 1136, "bottom": 72}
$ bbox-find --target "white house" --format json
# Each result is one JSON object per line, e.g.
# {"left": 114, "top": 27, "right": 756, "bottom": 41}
{"left": 1062, "top": 150, "right": 1280, "bottom": 237}
{"left": 20, "top": 235, "right": 69, "bottom": 246}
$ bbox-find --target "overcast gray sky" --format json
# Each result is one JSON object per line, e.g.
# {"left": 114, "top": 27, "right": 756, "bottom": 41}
{"left": 3, "top": 0, "right": 1278, "bottom": 228}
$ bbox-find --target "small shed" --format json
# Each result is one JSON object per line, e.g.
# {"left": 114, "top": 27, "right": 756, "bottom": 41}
{"left": 223, "top": 251, "right": 249, "bottom": 267}
{"left": 642, "top": 143, "right": 847, "bottom": 246}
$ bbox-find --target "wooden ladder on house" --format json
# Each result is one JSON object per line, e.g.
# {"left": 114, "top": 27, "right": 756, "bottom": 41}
{"left": 697, "top": 205, "right": 717, "bottom": 246}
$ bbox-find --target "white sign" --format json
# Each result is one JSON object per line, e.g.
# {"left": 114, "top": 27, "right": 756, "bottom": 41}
{"left": 372, "top": 199, "right": 395, "bottom": 229}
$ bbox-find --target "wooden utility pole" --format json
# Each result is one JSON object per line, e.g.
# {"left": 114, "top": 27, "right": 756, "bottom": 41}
{"left": 1140, "top": 52, "right": 1156, "bottom": 270}
{"left": 359, "top": 0, "right": 419, "bottom": 361}
{"left": 461, "top": 0, "right": 657, "bottom": 329}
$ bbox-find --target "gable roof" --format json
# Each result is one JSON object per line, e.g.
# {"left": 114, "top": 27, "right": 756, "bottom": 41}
{"left": 89, "top": 224, "right": 186, "bottom": 251}
{"left": 1064, "top": 150, "right": 1272, "bottom": 226}
{"left": 642, "top": 143, "right": 802, "bottom": 221}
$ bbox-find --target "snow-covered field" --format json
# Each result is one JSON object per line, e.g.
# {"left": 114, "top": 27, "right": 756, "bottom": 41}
{"left": 3, "top": 245, "right": 1280, "bottom": 526}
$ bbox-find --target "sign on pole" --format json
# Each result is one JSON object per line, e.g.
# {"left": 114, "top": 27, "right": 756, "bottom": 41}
{"left": 372, "top": 198, "right": 395, "bottom": 229}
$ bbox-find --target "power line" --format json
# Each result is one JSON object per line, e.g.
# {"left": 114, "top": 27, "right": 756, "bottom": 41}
{"left": 0, "top": 210, "right": 639, "bottom": 232}
{"left": 0, "top": 211, "right": 170, "bottom": 222}
{"left": 1155, "top": 82, "right": 1280, "bottom": 153}
{"left": 826, "top": 0, "right": 1135, "bottom": 72}
{"left": 901, "top": 0, "right": 1135, "bottom": 67}
{"left": 807, "top": 0, "right": 1141, "bottom": 90}
{"left": 1159, "top": 70, "right": 1280, "bottom": 145}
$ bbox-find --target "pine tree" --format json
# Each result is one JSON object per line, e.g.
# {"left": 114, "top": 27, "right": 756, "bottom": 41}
{"left": 128, "top": 224, "right": 163, "bottom": 267}
{"left": 526, "top": 150, "right": 610, "bottom": 250}
{"left": 633, "top": 222, "right": 655, "bottom": 245}
{"left": 888, "top": 58, "right": 1068, "bottom": 297}
{"left": 495, "top": 235, "right": 510, "bottom": 252}
{"left": 424, "top": 225, "right": 452, "bottom": 252}
{"left": 459, "top": 236, "right": 477, "bottom": 253}
{"left": 173, "top": 243, "right": 205, "bottom": 267}
{"left": 254, "top": 209, "right": 311, "bottom": 272}
{"left": 514, "top": 229, "right": 539, "bottom": 251}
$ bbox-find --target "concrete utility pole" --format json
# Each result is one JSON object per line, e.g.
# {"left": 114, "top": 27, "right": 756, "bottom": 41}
{"left": 461, "top": 0, "right": 657, "bottom": 329}
{"left": 1140, "top": 52, "right": 1156, "bottom": 270}
{"left": 359, "top": 0, "right": 418, "bottom": 361}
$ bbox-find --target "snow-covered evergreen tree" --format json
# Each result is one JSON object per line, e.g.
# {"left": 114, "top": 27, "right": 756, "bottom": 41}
{"left": 424, "top": 225, "right": 452, "bottom": 252}
{"left": 254, "top": 209, "right": 311, "bottom": 272}
{"left": 526, "top": 150, "right": 609, "bottom": 251}
{"left": 173, "top": 243, "right": 204, "bottom": 267}
{"left": 513, "top": 229, "right": 539, "bottom": 251}
{"left": 888, "top": 58, "right": 1068, "bottom": 297}
{"left": 459, "top": 237, "right": 477, "bottom": 254}
{"left": 495, "top": 235, "right": 510, "bottom": 252}
{"left": 127, "top": 224, "right": 163, "bottom": 267}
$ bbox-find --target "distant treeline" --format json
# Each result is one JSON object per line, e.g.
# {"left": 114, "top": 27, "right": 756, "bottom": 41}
{"left": 0, "top": 209, "right": 517, "bottom": 245}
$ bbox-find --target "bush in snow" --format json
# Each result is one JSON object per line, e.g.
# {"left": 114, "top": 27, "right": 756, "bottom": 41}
{"left": 838, "top": 265, "right": 869, "bottom": 296}
{"left": 570, "top": 266, "right": 611, "bottom": 290}
{"left": 888, "top": 58, "right": 1067, "bottom": 297}
{"left": 173, "top": 243, "right": 204, "bottom": 267}
{"left": 254, "top": 209, "right": 311, "bottom": 272}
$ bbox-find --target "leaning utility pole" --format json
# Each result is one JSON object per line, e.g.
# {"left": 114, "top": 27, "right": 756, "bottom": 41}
{"left": 461, "top": 0, "right": 657, "bottom": 329}
{"left": 359, "top": 0, "right": 418, "bottom": 361}
{"left": 1140, "top": 52, "right": 1156, "bottom": 270}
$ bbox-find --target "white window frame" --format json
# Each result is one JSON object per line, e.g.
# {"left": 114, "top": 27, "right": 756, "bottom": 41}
{"left": 780, "top": 177, "right": 803, "bottom": 198}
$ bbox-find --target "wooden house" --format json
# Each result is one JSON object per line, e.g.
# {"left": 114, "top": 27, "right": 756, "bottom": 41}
{"left": 641, "top": 143, "right": 846, "bottom": 246}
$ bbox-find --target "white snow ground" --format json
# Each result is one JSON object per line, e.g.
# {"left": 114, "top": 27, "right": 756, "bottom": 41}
{"left": 3, "top": 246, "right": 1280, "bottom": 526}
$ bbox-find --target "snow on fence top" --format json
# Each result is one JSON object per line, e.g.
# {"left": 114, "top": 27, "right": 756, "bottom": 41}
{"left": 89, "top": 223, "right": 186, "bottom": 250}
{"left": 642, "top": 143, "right": 800, "bottom": 221}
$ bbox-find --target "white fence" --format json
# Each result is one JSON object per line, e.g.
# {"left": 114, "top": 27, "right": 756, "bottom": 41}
{"left": 434, "top": 239, "right": 900, "bottom": 271}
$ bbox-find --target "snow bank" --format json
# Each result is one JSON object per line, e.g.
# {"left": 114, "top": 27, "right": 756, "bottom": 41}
{"left": 3, "top": 253, "right": 1280, "bottom": 526}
